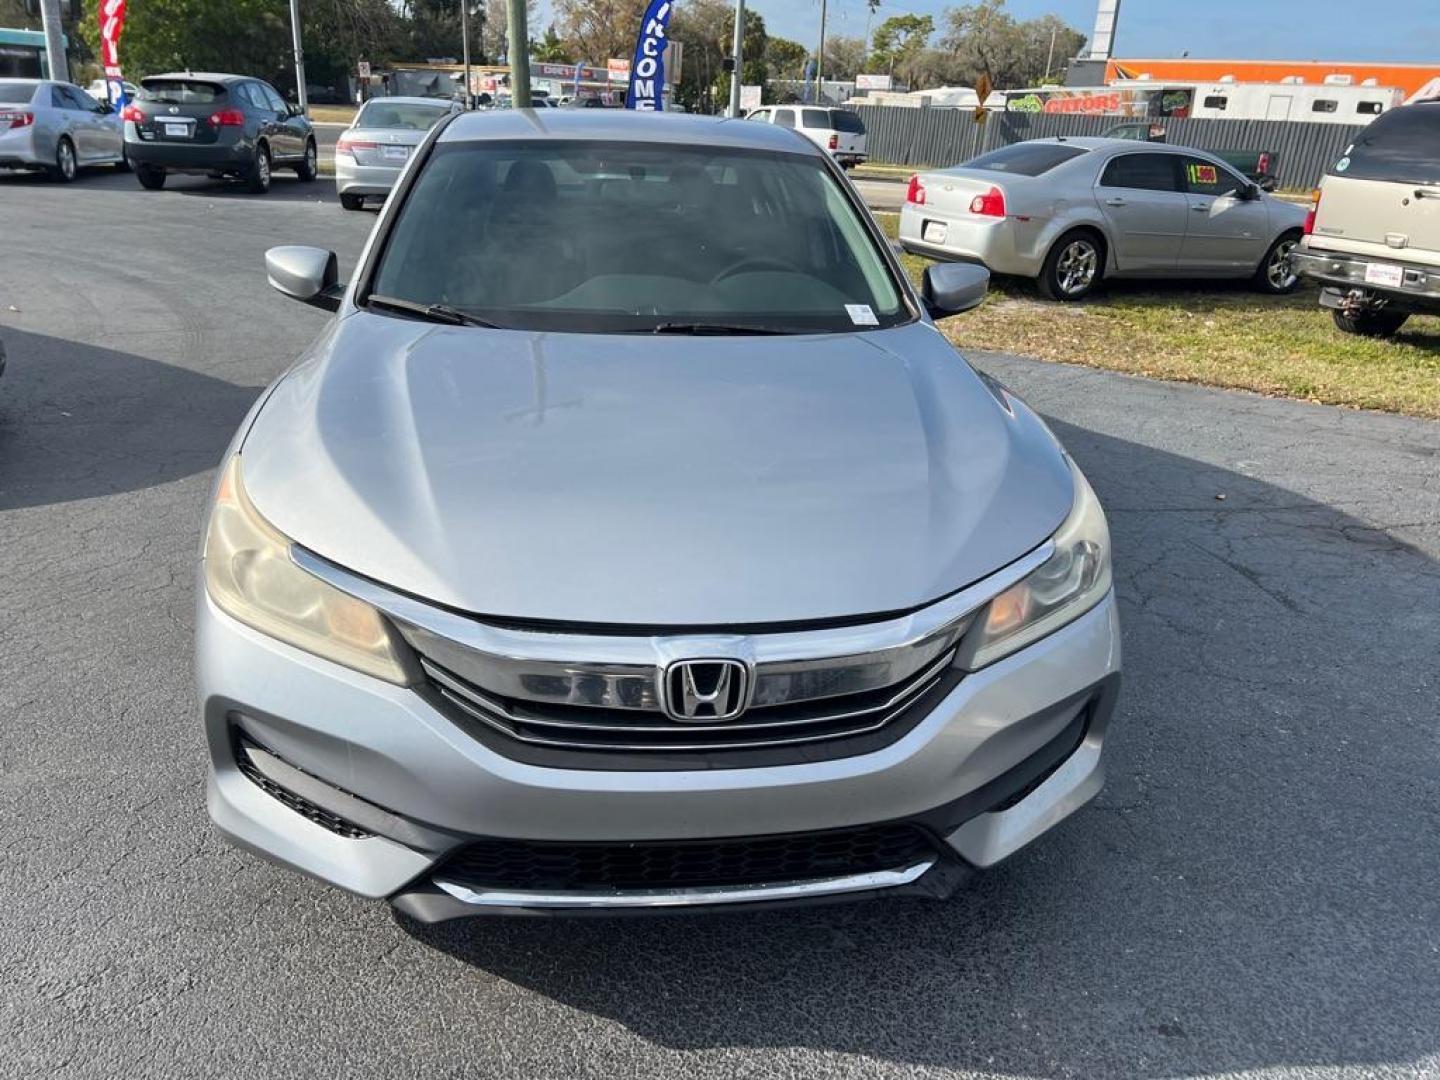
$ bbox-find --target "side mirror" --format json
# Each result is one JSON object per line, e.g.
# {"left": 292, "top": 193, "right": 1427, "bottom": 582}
{"left": 266, "top": 246, "right": 344, "bottom": 311}
{"left": 1239, "top": 182, "right": 1262, "bottom": 200}
{"left": 922, "top": 262, "right": 989, "bottom": 317}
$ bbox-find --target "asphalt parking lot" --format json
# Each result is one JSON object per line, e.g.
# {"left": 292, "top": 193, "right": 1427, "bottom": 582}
{"left": 1, "top": 167, "right": 1438, "bottom": 1080}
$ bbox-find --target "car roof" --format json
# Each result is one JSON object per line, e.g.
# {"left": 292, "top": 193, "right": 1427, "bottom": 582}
{"left": 143, "top": 72, "right": 253, "bottom": 84}
{"left": 361, "top": 96, "right": 456, "bottom": 108}
{"left": 1018, "top": 136, "right": 1233, "bottom": 158}
{"left": 438, "top": 108, "right": 827, "bottom": 156}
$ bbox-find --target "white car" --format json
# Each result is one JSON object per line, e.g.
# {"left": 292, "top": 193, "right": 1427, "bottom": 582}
{"left": 0, "top": 78, "right": 125, "bottom": 181}
{"left": 335, "top": 95, "right": 461, "bottom": 210}
{"left": 747, "top": 105, "right": 867, "bottom": 168}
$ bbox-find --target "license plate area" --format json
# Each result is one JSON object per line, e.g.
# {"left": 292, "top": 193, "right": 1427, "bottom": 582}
{"left": 922, "top": 220, "right": 948, "bottom": 245}
{"left": 162, "top": 121, "right": 190, "bottom": 139}
{"left": 382, "top": 145, "right": 409, "bottom": 162}
{"left": 1363, "top": 262, "right": 1404, "bottom": 288}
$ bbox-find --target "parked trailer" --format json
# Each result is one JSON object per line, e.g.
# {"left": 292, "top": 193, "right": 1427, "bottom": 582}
{"left": 1002, "top": 81, "right": 1402, "bottom": 125}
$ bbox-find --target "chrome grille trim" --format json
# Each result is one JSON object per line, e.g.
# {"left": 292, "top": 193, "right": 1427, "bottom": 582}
{"left": 423, "top": 649, "right": 954, "bottom": 740}
{"left": 291, "top": 540, "right": 1053, "bottom": 711}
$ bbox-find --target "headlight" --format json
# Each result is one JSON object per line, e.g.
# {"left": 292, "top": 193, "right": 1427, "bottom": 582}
{"left": 958, "top": 458, "right": 1112, "bottom": 669}
{"left": 203, "top": 456, "right": 412, "bottom": 685}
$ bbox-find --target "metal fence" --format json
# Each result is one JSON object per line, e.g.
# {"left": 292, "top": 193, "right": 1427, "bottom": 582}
{"left": 852, "top": 105, "right": 1363, "bottom": 190}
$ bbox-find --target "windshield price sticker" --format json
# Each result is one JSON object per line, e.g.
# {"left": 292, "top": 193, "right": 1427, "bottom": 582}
{"left": 846, "top": 304, "right": 879, "bottom": 326}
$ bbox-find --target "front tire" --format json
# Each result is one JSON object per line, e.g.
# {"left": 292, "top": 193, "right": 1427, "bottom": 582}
{"left": 136, "top": 164, "right": 166, "bottom": 190}
{"left": 339, "top": 192, "right": 364, "bottom": 211}
{"left": 1038, "top": 229, "right": 1105, "bottom": 301}
{"left": 246, "top": 143, "right": 272, "bottom": 194}
{"left": 295, "top": 139, "right": 318, "bottom": 182}
{"left": 1254, "top": 231, "right": 1301, "bottom": 294}
{"left": 51, "top": 137, "right": 77, "bottom": 183}
{"left": 1332, "top": 307, "right": 1409, "bottom": 338}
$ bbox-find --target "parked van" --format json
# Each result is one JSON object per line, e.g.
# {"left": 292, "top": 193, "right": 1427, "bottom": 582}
{"left": 1291, "top": 100, "right": 1440, "bottom": 336}
{"left": 747, "top": 105, "right": 867, "bottom": 168}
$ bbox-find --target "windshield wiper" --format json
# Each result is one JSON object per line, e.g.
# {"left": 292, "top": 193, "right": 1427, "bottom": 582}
{"left": 365, "top": 294, "right": 503, "bottom": 328}
{"left": 649, "top": 321, "right": 808, "bottom": 336}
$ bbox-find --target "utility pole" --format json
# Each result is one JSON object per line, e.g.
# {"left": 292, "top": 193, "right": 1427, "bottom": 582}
{"left": 507, "top": 0, "right": 531, "bottom": 105}
{"left": 727, "top": 0, "right": 745, "bottom": 118}
{"left": 1044, "top": 26, "right": 1057, "bottom": 82}
{"left": 814, "top": 0, "right": 827, "bottom": 105}
{"left": 288, "top": 0, "right": 307, "bottom": 110}
{"left": 460, "top": 0, "right": 472, "bottom": 108}
{"left": 39, "top": 0, "right": 68, "bottom": 84}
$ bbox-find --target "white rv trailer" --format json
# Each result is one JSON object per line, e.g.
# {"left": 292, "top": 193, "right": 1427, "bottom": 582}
{"left": 1000, "top": 79, "right": 1402, "bottom": 124}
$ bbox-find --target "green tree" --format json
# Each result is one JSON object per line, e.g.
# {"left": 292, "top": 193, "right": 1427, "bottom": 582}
{"left": 822, "top": 35, "right": 865, "bottom": 82}
{"left": 938, "top": 0, "right": 1084, "bottom": 88}
{"left": 865, "top": 12, "right": 933, "bottom": 87}
{"left": 671, "top": 0, "right": 765, "bottom": 114}
{"left": 530, "top": 25, "right": 574, "bottom": 62}
{"left": 764, "top": 36, "right": 808, "bottom": 80}
{"left": 552, "top": 0, "right": 647, "bottom": 64}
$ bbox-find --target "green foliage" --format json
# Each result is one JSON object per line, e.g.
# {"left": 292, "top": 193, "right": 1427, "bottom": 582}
{"left": 866, "top": 12, "right": 933, "bottom": 84}
{"left": 671, "top": 0, "right": 766, "bottom": 114}
{"left": 937, "top": 0, "right": 1085, "bottom": 88}
{"left": 530, "top": 25, "right": 574, "bottom": 63}
{"left": 764, "top": 36, "right": 807, "bottom": 81}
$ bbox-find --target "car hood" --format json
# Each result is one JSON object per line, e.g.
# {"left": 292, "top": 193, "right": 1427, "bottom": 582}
{"left": 240, "top": 313, "right": 1073, "bottom": 626}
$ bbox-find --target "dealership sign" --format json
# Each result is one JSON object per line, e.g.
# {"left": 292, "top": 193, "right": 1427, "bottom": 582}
{"left": 626, "top": 0, "right": 673, "bottom": 111}
{"left": 855, "top": 74, "right": 891, "bottom": 91}
{"left": 98, "top": 0, "right": 127, "bottom": 76}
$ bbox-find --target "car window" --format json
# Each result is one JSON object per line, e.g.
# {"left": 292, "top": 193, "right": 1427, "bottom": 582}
{"left": 139, "top": 79, "right": 226, "bottom": 104}
{"left": 830, "top": 110, "right": 865, "bottom": 134}
{"left": 1099, "top": 153, "right": 1181, "bottom": 192}
{"left": 259, "top": 84, "right": 288, "bottom": 112}
{"left": 801, "top": 109, "right": 828, "bottom": 128}
{"left": 772, "top": 109, "right": 795, "bottom": 129}
{"left": 357, "top": 100, "right": 451, "bottom": 130}
{"left": 1180, "top": 156, "right": 1244, "bottom": 196}
{"left": 368, "top": 140, "right": 908, "bottom": 335}
{"left": 965, "top": 142, "right": 1090, "bottom": 177}
{"left": 70, "top": 85, "right": 103, "bottom": 110}
{"left": 1331, "top": 105, "right": 1440, "bottom": 184}
{"left": 0, "top": 83, "right": 36, "bottom": 104}
{"left": 50, "top": 86, "right": 73, "bottom": 109}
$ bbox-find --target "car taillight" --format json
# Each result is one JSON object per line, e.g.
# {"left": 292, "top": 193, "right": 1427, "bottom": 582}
{"left": 828, "top": 133, "right": 839, "bottom": 150}
{"left": 906, "top": 174, "right": 926, "bottom": 205}
{"left": 335, "top": 136, "right": 377, "bottom": 155}
{"left": 209, "top": 108, "right": 245, "bottom": 127}
{"left": 1303, "top": 188, "right": 1321, "bottom": 235}
{"left": 120, "top": 104, "right": 146, "bottom": 123}
{"left": 0, "top": 110, "right": 34, "bottom": 130}
{"left": 969, "top": 186, "right": 1006, "bottom": 217}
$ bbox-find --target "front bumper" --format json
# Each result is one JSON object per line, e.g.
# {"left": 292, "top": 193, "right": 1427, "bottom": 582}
{"left": 200, "top": 587, "right": 1121, "bottom": 917}
{"left": 334, "top": 157, "right": 402, "bottom": 197}
{"left": 1291, "top": 247, "right": 1440, "bottom": 312}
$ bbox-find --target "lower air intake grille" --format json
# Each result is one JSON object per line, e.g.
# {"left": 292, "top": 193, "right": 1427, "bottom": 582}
{"left": 437, "top": 824, "right": 937, "bottom": 893}
{"left": 234, "top": 739, "right": 372, "bottom": 840}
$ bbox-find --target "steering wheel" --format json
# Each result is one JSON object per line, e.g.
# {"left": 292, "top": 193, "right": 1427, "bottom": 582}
{"left": 710, "top": 256, "right": 802, "bottom": 284}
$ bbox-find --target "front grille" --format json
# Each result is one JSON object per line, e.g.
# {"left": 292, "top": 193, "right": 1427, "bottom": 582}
{"left": 437, "top": 824, "right": 937, "bottom": 893}
{"left": 421, "top": 647, "right": 958, "bottom": 755}
{"left": 234, "top": 739, "right": 372, "bottom": 840}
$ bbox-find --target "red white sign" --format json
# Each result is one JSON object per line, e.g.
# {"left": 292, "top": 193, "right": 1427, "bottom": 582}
{"left": 607, "top": 58, "right": 630, "bottom": 84}
{"left": 99, "top": 0, "right": 128, "bottom": 70}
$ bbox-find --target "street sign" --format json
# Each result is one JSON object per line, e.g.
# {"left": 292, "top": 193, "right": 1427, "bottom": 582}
{"left": 739, "top": 84, "right": 762, "bottom": 112}
{"left": 357, "top": 60, "right": 371, "bottom": 79}
{"left": 974, "top": 72, "right": 992, "bottom": 122}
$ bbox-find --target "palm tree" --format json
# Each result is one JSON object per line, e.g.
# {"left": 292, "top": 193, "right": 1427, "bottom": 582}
{"left": 531, "top": 25, "right": 573, "bottom": 63}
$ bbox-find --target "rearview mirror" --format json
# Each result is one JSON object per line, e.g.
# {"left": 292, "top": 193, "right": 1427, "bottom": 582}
{"left": 266, "top": 246, "right": 344, "bottom": 311}
{"left": 922, "top": 262, "right": 989, "bottom": 317}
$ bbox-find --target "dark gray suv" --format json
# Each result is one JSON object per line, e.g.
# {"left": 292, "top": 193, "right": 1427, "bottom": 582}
{"left": 123, "top": 72, "right": 317, "bottom": 193}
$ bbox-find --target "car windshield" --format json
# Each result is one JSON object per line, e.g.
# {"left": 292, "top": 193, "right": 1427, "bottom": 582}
{"left": 357, "top": 100, "right": 450, "bottom": 129}
{"left": 367, "top": 139, "right": 908, "bottom": 335}
{"left": 0, "top": 83, "right": 35, "bottom": 103}
{"left": 139, "top": 79, "right": 225, "bottom": 104}
{"left": 1331, "top": 106, "right": 1440, "bottom": 184}
{"left": 962, "top": 142, "right": 1090, "bottom": 176}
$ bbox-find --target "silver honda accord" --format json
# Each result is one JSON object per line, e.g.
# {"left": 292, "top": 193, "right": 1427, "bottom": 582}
{"left": 199, "top": 109, "right": 1121, "bottom": 919}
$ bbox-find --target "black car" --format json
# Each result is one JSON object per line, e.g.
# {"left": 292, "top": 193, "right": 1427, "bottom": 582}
{"left": 122, "top": 72, "right": 317, "bottom": 193}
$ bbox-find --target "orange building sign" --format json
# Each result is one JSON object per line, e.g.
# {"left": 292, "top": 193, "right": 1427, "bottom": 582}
{"left": 1105, "top": 59, "right": 1440, "bottom": 102}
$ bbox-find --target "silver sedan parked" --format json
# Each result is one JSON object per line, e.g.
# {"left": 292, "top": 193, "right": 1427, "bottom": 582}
{"left": 335, "top": 95, "right": 460, "bottom": 210}
{"left": 0, "top": 78, "right": 126, "bottom": 181}
{"left": 900, "top": 137, "right": 1308, "bottom": 300}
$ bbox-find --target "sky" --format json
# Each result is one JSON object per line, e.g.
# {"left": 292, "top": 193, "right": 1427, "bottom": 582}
{"left": 538, "top": 0, "right": 1440, "bottom": 65}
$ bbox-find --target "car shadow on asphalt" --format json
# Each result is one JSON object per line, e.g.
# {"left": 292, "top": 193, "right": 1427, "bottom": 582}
{"left": 0, "top": 327, "right": 262, "bottom": 510}
{"left": 392, "top": 416, "right": 1440, "bottom": 1078}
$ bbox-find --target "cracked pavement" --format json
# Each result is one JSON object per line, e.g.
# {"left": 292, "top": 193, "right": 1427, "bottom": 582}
{"left": 1, "top": 168, "right": 1438, "bottom": 1080}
